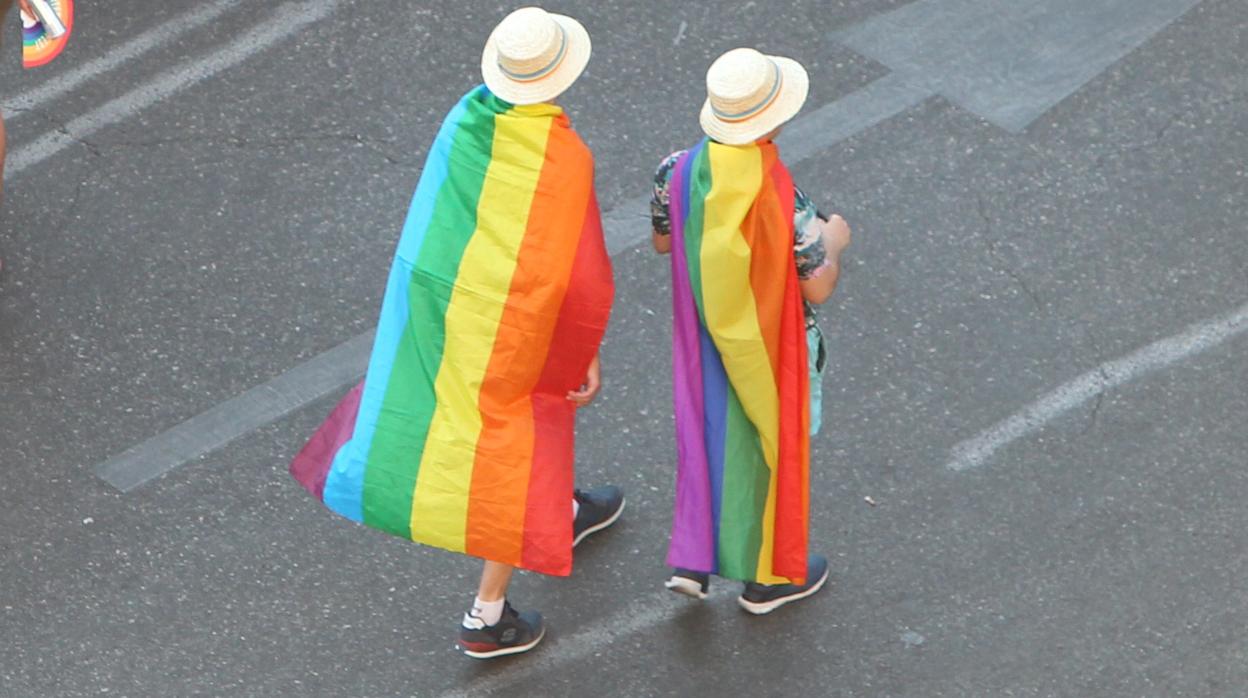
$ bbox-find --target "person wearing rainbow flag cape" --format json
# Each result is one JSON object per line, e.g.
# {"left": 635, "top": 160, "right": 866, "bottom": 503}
{"left": 0, "top": 0, "right": 16, "bottom": 214}
{"left": 290, "top": 7, "right": 623, "bottom": 659}
{"left": 1, "top": 0, "right": 72, "bottom": 208}
{"left": 651, "top": 48, "right": 852, "bottom": 614}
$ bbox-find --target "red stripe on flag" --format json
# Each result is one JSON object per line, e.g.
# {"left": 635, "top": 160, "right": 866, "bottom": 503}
{"left": 520, "top": 185, "right": 613, "bottom": 574}
{"left": 767, "top": 159, "right": 810, "bottom": 582}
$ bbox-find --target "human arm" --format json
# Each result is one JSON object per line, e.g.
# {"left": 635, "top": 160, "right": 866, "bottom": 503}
{"left": 652, "top": 230, "right": 671, "bottom": 254}
{"left": 799, "top": 213, "right": 851, "bottom": 305}
{"left": 650, "top": 152, "right": 683, "bottom": 255}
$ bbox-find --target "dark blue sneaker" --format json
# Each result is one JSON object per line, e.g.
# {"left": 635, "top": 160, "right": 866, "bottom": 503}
{"left": 457, "top": 601, "right": 545, "bottom": 659}
{"left": 573, "top": 485, "right": 625, "bottom": 547}
{"left": 665, "top": 569, "right": 711, "bottom": 600}
{"left": 737, "top": 554, "right": 830, "bottom": 615}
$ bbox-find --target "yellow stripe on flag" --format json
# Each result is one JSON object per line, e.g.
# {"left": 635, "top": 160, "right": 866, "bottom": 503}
{"left": 408, "top": 110, "right": 553, "bottom": 551}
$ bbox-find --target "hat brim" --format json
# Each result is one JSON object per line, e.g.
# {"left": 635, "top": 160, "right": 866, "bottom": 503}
{"left": 481, "top": 14, "right": 591, "bottom": 105}
{"left": 699, "top": 55, "right": 809, "bottom": 145}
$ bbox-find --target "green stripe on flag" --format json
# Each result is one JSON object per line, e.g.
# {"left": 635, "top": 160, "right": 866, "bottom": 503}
{"left": 716, "top": 387, "right": 769, "bottom": 579}
{"left": 361, "top": 100, "right": 501, "bottom": 537}
{"left": 684, "top": 145, "right": 712, "bottom": 323}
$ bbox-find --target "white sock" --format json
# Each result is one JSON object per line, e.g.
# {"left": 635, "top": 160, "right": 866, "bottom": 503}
{"left": 573, "top": 498, "right": 580, "bottom": 518}
{"left": 466, "top": 596, "right": 505, "bottom": 627}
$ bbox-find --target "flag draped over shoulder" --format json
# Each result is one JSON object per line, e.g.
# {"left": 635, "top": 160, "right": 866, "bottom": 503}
{"left": 666, "top": 139, "right": 810, "bottom": 585}
{"left": 291, "top": 85, "right": 614, "bottom": 577}
{"left": 21, "top": 0, "right": 73, "bottom": 68}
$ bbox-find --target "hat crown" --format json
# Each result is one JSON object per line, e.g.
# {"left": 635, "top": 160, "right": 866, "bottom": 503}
{"left": 493, "top": 7, "right": 568, "bottom": 83}
{"left": 705, "top": 48, "right": 783, "bottom": 123}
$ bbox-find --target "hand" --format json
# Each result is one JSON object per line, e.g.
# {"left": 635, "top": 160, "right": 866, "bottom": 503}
{"left": 823, "top": 214, "right": 852, "bottom": 255}
{"left": 566, "top": 354, "right": 602, "bottom": 407}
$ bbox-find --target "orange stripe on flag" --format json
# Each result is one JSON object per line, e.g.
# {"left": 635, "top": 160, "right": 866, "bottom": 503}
{"left": 464, "top": 116, "right": 593, "bottom": 564}
{"left": 742, "top": 147, "right": 787, "bottom": 388}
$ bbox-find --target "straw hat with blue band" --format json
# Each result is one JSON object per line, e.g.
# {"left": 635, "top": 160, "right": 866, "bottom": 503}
{"left": 700, "top": 48, "right": 810, "bottom": 145}
{"left": 482, "top": 7, "right": 592, "bottom": 105}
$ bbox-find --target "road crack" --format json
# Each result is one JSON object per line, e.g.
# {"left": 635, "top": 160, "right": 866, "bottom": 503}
{"left": 1076, "top": 332, "right": 1112, "bottom": 438}
{"left": 976, "top": 193, "right": 1043, "bottom": 311}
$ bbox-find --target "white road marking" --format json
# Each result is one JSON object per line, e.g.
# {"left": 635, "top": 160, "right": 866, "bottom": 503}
{"left": 6, "top": 0, "right": 340, "bottom": 180}
{"left": 834, "top": 0, "right": 1205, "bottom": 132}
{"left": 96, "top": 332, "right": 374, "bottom": 492}
{"left": 2, "top": 0, "right": 245, "bottom": 122}
{"left": 947, "top": 300, "right": 1248, "bottom": 471}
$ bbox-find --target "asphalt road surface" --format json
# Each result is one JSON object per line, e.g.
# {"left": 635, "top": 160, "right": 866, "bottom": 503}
{"left": 2, "top": 1, "right": 1246, "bottom": 696}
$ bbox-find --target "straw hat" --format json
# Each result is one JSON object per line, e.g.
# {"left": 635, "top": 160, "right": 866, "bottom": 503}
{"left": 700, "top": 48, "right": 809, "bottom": 145}
{"left": 481, "top": 7, "right": 591, "bottom": 105}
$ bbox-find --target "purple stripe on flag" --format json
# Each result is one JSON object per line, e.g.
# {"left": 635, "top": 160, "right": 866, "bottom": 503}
{"left": 666, "top": 149, "right": 716, "bottom": 572}
{"left": 699, "top": 324, "right": 728, "bottom": 537}
{"left": 289, "top": 381, "right": 364, "bottom": 500}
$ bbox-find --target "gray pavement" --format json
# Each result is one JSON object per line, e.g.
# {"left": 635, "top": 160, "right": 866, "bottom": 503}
{"left": 2, "top": 0, "right": 1246, "bottom": 696}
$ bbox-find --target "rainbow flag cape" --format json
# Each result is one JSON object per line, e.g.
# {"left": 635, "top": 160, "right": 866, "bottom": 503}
{"left": 665, "top": 139, "right": 810, "bottom": 585}
{"left": 21, "top": 0, "right": 73, "bottom": 69}
{"left": 291, "top": 86, "right": 613, "bottom": 577}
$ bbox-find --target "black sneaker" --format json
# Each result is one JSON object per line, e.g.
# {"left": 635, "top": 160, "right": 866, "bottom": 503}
{"left": 457, "top": 601, "right": 545, "bottom": 659}
{"left": 664, "top": 568, "right": 710, "bottom": 600}
{"left": 572, "top": 485, "right": 625, "bottom": 547}
{"left": 737, "top": 554, "right": 830, "bottom": 615}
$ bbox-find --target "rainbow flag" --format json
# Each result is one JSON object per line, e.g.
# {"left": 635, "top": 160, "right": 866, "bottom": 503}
{"left": 21, "top": 0, "right": 73, "bottom": 69}
{"left": 665, "top": 139, "right": 810, "bottom": 585}
{"left": 291, "top": 86, "right": 613, "bottom": 577}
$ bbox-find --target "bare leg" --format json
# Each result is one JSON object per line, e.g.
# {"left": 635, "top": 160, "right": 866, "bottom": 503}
{"left": 476, "top": 560, "right": 514, "bottom": 602}
{"left": 458, "top": 560, "right": 543, "bottom": 658}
